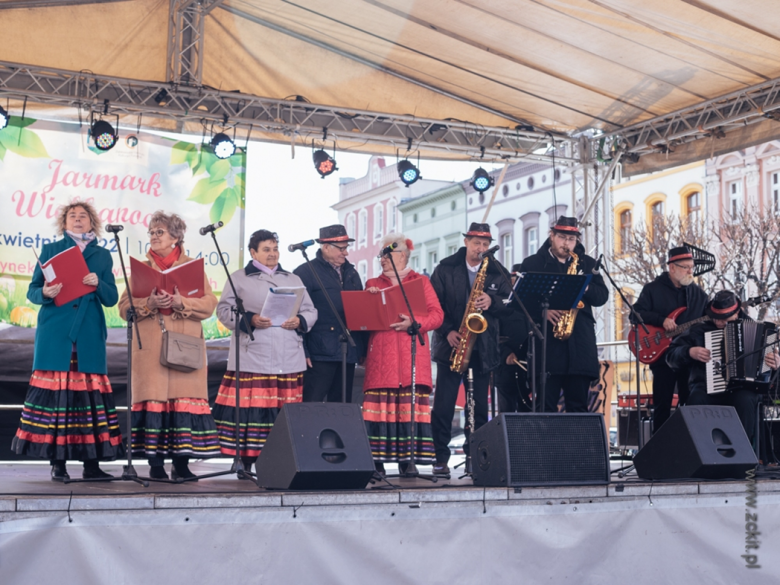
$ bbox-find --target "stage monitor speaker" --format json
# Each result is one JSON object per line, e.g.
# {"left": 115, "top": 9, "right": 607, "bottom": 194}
{"left": 469, "top": 413, "right": 610, "bottom": 487}
{"left": 255, "top": 402, "right": 375, "bottom": 490}
{"left": 633, "top": 405, "right": 758, "bottom": 480}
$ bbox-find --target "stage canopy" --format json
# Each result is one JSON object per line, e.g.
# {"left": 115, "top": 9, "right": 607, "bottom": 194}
{"left": 1, "top": 0, "right": 780, "bottom": 171}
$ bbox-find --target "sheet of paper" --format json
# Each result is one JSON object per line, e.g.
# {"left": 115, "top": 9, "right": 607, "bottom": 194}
{"left": 260, "top": 287, "right": 305, "bottom": 326}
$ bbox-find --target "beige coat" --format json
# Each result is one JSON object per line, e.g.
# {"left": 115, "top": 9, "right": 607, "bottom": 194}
{"left": 118, "top": 250, "right": 217, "bottom": 404}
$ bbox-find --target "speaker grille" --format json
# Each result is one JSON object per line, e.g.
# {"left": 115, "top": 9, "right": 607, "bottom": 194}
{"left": 505, "top": 415, "right": 608, "bottom": 485}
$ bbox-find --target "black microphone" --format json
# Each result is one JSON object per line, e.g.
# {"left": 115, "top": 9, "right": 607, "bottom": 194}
{"left": 381, "top": 242, "right": 398, "bottom": 256}
{"left": 105, "top": 224, "right": 124, "bottom": 233}
{"left": 592, "top": 254, "right": 604, "bottom": 274}
{"left": 288, "top": 239, "right": 316, "bottom": 253}
{"left": 479, "top": 245, "right": 500, "bottom": 260}
{"left": 199, "top": 221, "right": 223, "bottom": 236}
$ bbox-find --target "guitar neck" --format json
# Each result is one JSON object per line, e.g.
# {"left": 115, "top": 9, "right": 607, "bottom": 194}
{"left": 668, "top": 315, "right": 710, "bottom": 338}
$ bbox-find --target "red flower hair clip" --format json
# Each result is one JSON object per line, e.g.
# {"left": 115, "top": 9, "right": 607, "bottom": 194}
{"left": 405, "top": 238, "right": 414, "bottom": 251}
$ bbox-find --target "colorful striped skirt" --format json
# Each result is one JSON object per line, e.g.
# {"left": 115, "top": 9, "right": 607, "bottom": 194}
{"left": 212, "top": 370, "right": 303, "bottom": 458}
{"left": 363, "top": 384, "right": 435, "bottom": 464}
{"left": 11, "top": 353, "right": 124, "bottom": 461}
{"left": 131, "top": 398, "right": 220, "bottom": 459}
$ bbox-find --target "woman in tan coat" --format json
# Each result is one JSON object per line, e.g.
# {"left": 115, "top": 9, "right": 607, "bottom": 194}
{"left": 118, "top": 211, "right": 220, "bottom": 480}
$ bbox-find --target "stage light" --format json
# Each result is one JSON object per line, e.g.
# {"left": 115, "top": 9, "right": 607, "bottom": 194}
{"left": 397, "top": 159, "right": 421, "bottom": 187}
{"left": 470, "top": 167, "right": 494, "bottom": 194}
{"left": 313, "top": 148, "right": 337, "bottom": 178}
{"left": 154, "top": 89, "right": 170, "bottom": 106}
{"left": 0, "top": 106, "right": 9, "bottom": 130}
{"left": 91, "top": 120, "right": 117, "bottom": 151}
{"left": 211, "top": 132, "right": 236, "bottom": 159}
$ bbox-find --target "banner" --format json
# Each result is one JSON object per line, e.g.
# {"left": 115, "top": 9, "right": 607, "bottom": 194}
{"left": 0, "top": 117, "right": 245, "bottom": 337}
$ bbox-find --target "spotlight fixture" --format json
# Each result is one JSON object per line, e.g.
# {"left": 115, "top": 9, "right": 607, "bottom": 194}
{"left": 211, "top": 132, "right": 236, "bottom": 159}
{"left": 91, "top": 119, "right": 117, "bottom": 151}
{"left": 397, "top": 159, "right": 421, "bottom": 187}
{"left": 313, "top": 148, "right": 337, "bottom": 178}
{"left": 470, "top": 167, "right": 494, "bottom": 194}
{"left": 0, "top": 105, "right": 9, "bottom": 130}
{"left": 154, "top": 89, "right": 170, "bottom": 106}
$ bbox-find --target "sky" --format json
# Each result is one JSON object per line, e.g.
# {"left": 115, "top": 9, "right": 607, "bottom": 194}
{"left": 243, "top": 141, "right": 505, "bottom": 268}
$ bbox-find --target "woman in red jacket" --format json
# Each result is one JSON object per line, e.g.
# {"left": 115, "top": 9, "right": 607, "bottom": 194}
{"left": 363, "top": 234, "right": 444, "bottom": 474}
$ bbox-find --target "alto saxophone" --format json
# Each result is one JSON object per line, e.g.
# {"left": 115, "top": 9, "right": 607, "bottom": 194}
{"left": 552, "top": 250, "right": 585, "bottom": 341}
{"left": 450, "top": 257, "right": 489, "bottom": 374}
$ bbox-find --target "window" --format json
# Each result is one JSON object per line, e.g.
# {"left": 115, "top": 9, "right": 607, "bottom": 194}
{"left": 651, "top": 200, "right": 664, "bottom": 218}
{"left": 728, "top": 180, "right": 742, "bottom": 220}
{"left": 450, "top": 200, "right": 457, "bottom": 211}
{"left": 358, "top": 210, "right": 367, "bottom": 247}
{"left": 686, "top": 191, "right": 701, "bottom": 224}
{"left": 411, "top": 255, "right": 420, "bottom": 270}
{"left": 373, "top": 257, "right": 382, "bottom": 278}
{"left": 526, "top": 227, "right": 538, "bottom": 257}
{"left": 619, "top": 209, "right": 632, "bottom": 254}
{"left": 431, "top": 207, "right": 436, "bottom": 218}
{"left": 448, "top": 244, "right": 458, "bottom": 256}
{"left": 387, "top": 199, "right": 397, "bottom": 233}
{"left": 501, "top": 233, "right": 513, "bottom": 267}
{"left": 644, "top": 194, "right": 666, "bottom": 242}
{"left": 428, "top": 250, "right": 438, "bottom": 272}
{"left": 373, "top": 204, "right": 383, "bottom": 242}
{"left": 346, "top": 214, "right": 356, "bottom": 250}
{"left": 771, "top": 172, "right": 780, "bottom": 211}
{"left": 358, "top": 260, "right": 368, "bottom": 286}
{"left": 413, "top": 213, "right": 418, "bottom": 223}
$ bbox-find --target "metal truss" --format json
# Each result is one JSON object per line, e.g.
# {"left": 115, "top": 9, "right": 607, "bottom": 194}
{"left": 599, "top": 75, "right": 780, "bottom": 157}
{"left": 0, "top": 60, "right": 577, "bottom": 163}
{"left": 167, "top": 0, "right": 226, "bottom": 84}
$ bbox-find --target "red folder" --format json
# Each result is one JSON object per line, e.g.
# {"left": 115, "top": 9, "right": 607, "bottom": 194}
{"left": 342, "top": 278, "right": 429, "bottom": 331}
{"left": 39, "top": 246, "right": 96, "bottom": 307}
{"left": 130, "top": 257, "right": 205, "bottom": 315}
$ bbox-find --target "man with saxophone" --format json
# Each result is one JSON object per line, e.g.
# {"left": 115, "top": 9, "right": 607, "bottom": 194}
{"left": 518, "top": 216, "right": 609, "bottom": 413}
{"left": 430, "top": 222, "right": 512, "bottom": 478}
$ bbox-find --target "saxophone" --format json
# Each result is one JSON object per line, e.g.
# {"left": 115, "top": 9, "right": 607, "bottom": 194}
{"left": 552, "top": 250, "right": 585, "bottom": 341}
{"left": 450, "top": 257, "right": 489, "bottom": 374}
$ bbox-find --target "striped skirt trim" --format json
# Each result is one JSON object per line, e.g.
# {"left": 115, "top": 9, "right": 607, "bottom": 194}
{"left": 213, "top": 371, "right": 303, "bottom": 457}
{"left": 363, "top": 385, "right": 435, "bottom": 464}
{"left": 131, "top": 398, "right": 221, "bottom": 459}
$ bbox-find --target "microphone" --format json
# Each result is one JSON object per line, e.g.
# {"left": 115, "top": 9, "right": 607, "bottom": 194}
{"left": 105, "top": 224, "right": 124, "bottom": 233}
{"left": 381, "top": 242, "right": 398, "bottom": 256}
{"left": 288, "top": 239, "right": 316, "bottom": 253}
{"left": 479, "top": 245, "right": 500, "bottom": 260}
{"left": 592, "top": 254, "right": 604, "bottom": 274}
{"left": 199, "top": 221, "right": 223, "bottom": 236}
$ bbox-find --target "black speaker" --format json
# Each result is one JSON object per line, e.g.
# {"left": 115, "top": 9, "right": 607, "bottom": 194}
{"left": 633, "top": 405, "right": 758, "bottom": 480}
{"left": 469, "top": 413, "right": 610, "bottom": 487}
{"left": 255, "top": 402, "right": 375, "bottom": 490}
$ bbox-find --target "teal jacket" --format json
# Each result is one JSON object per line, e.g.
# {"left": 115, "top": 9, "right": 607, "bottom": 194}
{"left": 28, "top": 237, "right": 118, "bottom": 374}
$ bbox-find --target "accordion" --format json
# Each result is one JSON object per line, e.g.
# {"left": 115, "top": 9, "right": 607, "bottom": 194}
{"left": 704, "top": 320, "right": 777, "bottom": 394}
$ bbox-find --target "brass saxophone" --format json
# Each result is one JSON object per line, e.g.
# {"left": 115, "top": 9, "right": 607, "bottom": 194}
{"left": 552, "top": 250, "right": 585, "bottom": 340}
{"left": 450, "top": 257, "right": 489, "bottom": 374}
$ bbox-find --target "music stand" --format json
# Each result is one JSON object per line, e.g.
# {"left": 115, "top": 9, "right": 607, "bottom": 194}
{"left": 514, "top": 272, "right": 590, "bottom": 412}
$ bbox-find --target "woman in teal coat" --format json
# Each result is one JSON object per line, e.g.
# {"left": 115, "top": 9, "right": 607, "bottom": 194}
{"left": 12, "top": 201, "right": 124, "bottom": 481}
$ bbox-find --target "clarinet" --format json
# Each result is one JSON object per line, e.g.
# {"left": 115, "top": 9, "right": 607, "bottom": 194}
{"left": 465, "top": 368, "right": 475, "bottom": 475}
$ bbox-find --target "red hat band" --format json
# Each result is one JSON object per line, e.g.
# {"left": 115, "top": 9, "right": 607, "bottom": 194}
{"left": 669, "top": 253, "right": 693, "bottom": 262}
{"left": 710, "top": 301, "right": 739, "bottom": 315}
{"left": 321, "top": 235, "right": 350, "bottom": 242}
{"left": 553, "top": 225, "right": 579, "bottom": 233}
{"left": 466, "top": 231, "right": 492, "bottom": 238}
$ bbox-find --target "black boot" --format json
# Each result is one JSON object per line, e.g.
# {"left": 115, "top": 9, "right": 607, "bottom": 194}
{"left": 148, "top": 456, "right": 169, "bottom": 479}
{"left": 51, "top": 460, "right": 69, "bottom": 482}
{"left": 241, "top": 456, "right": 256, "bottom": 478}
{"left": 82, "top": 459, "right": 113, "bottom": 479}
{"left": 172, "top": 456, "right": 196, "bottom": 481}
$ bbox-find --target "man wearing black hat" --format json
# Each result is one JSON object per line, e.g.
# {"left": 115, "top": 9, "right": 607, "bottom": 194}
{"left": 518, "top": 216, "right": 609, "bottom": 413}
{"left": 294, "top": 224, "right": 365, "bottom": 403}
{"left": 429, "top": 222, "right": 513, "bottom": 478}
{"left": 666, "top": 290, "right": 780, "bottom": 447}
{"left": 633, "top": 246, "right": 708, "bottom": 431}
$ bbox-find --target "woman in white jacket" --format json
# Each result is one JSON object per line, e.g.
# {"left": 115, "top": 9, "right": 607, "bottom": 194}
{"left": 214, "top": 230, "right": 317, "bottom": 474}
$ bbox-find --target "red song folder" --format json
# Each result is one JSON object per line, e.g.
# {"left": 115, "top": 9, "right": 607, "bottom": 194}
{"left": 130, "top": 257, "right": 205, "bottom": 315}
{"left": 37, "top": 245, "right": 96, "bottom": 307}
{"left": 342, "top": 277, "right": 429, "bottom": 331}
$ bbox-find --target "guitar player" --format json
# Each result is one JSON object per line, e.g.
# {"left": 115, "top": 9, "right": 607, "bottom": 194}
{"left": 632, "top": 246, "right": 708, "bottom": 432}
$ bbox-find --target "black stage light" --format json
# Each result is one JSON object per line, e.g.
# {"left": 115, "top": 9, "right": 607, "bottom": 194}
{"left": 313, "top": 148, "right": 337, "bottom": 178}
{"left": 0, "top": 105, "right": 8, "bottom": 130}
{"left": 398, "top": 159, "right": 421, "bottom": 187}
{"left": 91, "top": 120, "right": 117, "bottom": 151}
{"left": 471, "top": 167, "right": 494, "bottom": 194}
{"left": 211, "top": 132, "right": 236, "bottom": 159}
{"left": 154, "top": 89, "right": 170, "bottom": 106}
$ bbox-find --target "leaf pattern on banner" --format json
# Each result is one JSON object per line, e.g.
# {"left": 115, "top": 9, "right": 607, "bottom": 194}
{"left": 0, "top": 117, "right": 49, "bottom": 160}
{"left": 171, "top": 141, "right": 246, "bottom": 224}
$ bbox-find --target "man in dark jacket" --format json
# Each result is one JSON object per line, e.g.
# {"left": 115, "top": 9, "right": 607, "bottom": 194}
{"left": 633, "top": 246, "right": 708, "bottom": 431}
{"left": 294, "top": 224, "right": 364, "bottom": 403}
{"left": 430, "top": 222, "right": 512, "bottom": 478}
{"left": 666, "top": 291, "right": 779, "bottom": 447}
{"left": 518, "top": 216, "right": 609, "bottom": 413}
{"left": 497, "top": 264, "right": 531, "bottom": 413}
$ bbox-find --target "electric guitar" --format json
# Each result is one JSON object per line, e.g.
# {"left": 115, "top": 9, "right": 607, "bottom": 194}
{"left": 628, "top": 295, "right": 770, "bottom": 365}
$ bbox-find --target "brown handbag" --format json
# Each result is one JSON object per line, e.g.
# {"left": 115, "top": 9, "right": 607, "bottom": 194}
{"left": 158, "top": 315, "right": 204, "bottom": 373}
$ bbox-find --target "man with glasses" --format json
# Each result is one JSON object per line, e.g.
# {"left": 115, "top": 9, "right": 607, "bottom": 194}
{"left": 294, "top": 224, "right": 365, "bottom": 403}
{"left": 634, "top": 246, "right": 708, "bottom": 431}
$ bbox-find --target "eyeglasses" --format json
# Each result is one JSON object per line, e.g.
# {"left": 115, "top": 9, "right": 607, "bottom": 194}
{"left": 328, "top": 243, "right": 349, "bottom": 252}
{"left": 147, "top": 229, "right": 167, "bottom": 237}
{"left": 672, "top": 263, "right": 695, "bottom": 272}
{"left": 554, "top": 233, "right": 578, "bottom": 243}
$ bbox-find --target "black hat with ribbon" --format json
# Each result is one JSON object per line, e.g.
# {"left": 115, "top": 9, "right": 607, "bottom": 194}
{"left": 551, "top": 216, "right": 581, "bottom": 236}
{"left": 705, "top": 290, "right": 741, "bottom": 320}
{"left": 462, "top": 222, "right": 494, "bottom": 240}
{"left": 667, "top": 246, "right": 693, "bottom": 264}
{"left": 316, "top": 224, "right": 355, "bottom": 244}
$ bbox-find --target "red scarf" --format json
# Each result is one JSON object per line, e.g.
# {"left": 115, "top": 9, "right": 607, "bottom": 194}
{"left": 149, "top": 246, "right": 182, "bottom": 271}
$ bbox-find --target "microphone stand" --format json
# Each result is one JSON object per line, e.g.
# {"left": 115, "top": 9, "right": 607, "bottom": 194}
{"left": 178, "top": 228, "right": 256, "bottom": 482}
{"left": 298, "top": 248, "right": 356, "bottom": 403}
{"left": 597, "top": 257, "right": 649, "bottom": 478}
{"left": 65, "top": 227, "right": 148, "bottom": 486}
